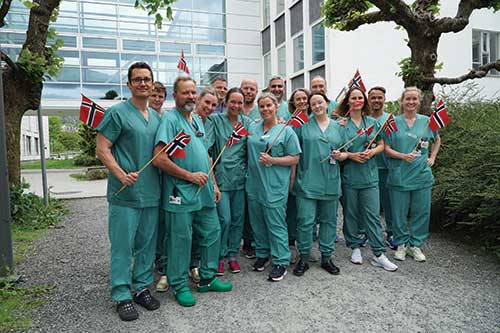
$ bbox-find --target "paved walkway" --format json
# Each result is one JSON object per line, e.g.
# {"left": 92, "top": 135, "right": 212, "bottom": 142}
{"left": 21, "top": 169, "right": 107, "bottom": 199}
{"left": 18, "top": 198, "right": 500, "bottom": 332}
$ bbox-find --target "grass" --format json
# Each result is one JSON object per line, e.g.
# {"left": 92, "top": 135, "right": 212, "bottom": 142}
{"left": 21, "top": 159, "right": 81, "bottom": 170}
{"left": 69, "top": 173, "right": 88, "bottom": 181}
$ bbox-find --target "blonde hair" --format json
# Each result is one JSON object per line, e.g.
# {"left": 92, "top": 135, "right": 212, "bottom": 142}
{"left": 399, "top": 87, "right": 422, "bottom": 112}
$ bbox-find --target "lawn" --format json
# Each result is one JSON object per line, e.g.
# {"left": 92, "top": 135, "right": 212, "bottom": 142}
{"left": 21, "top": 159, "right": 80, "bottom": 170}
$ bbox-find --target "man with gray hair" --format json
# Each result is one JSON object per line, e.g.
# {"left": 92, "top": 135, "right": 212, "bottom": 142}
{"left": 310, "top": 75, "right": 337, "bottom": 117}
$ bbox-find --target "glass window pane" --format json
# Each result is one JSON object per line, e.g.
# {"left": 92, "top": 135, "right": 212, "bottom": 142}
{"left": 264, "top": 53, "right": 271, "bottom": 84}
{"left": 83, "top": 68, "right": 121, "bottom": 84}
{"left": 196, "top": 45, "right": 225, "bottom": 55}
{"left": 262, "top": 26, "right": 271, "bottom": 55}
{"left": 121, "top": 53, "right": 158, "bottom": 69}
{"left": 192, "top": 12, "right": 224, "bottom": 29}
{"left": 119, "top": 20, "right": 156, "bottom": 37}
{"left": 50, "top": 16, "right": 79, "bottom": 33}
{"left": 472, "top": 30, "right": 480, "bottom": 67}
{"left": 122, "top": 39, "right": 156, "bottom": 51}
{"left": 193, "top": 0, "right": 224, "bottom": 13}
{"left": 275, "top": 14, "right": 285, "bottom": 46}
{"left": 158, "top": 56, "right": 181, "bottom": 71}
{"left": 194, "top": 57, "right": 226, "bottom": 73}
{"left": 160, "top": 42, "right": 191, "bottom": 54}
{"left": 0, "top": 32, "right": 26, "bottom": 45}
{"left": 43, "top": 83, "right": 82, "bottom": 100}
{"left": 291, "top": 74, "right": 304, "bottom": 91}
{"left": 1, "top": 47, "right": 21, "bottom": 62}
{"left": 58, "top": 50, "right": 81, "bottom": 66}
{"left": 312, "top": 22, "right": 325, "bottom": 64}
{"left": 4, "top": 12, "right": 29, "bottom": 30}
{"left": 293, "top": 35, "right": 304, "bottom": 72}
{"left": 173, "top": 0, "right": 193, "bottom": 10}
{"left": 277, "top": 0, "right": 285, "bottom": 14}
{"left": 58, "top": 35, "right": 77, "bottom": 48}
{"left": 82, "top": 37, "right": 117, "bottom": 50}
{"left": 81, "top": 51, "right": 119, "bottom": 67}
{"left": 309, "top": 66, "right": 325, "bottom": 82}
{"left": 309, "top": 0, "right": 323, "bottom": 23}
{"left": 80, "top": 18, "right": 117, "bottom": 35}
{"left": 82, "top": 84, "right": 122, "bottom": 100}
{"left": 278, "top": 46, "right": 286, "bottom": 78}
{"left": 170, "top": 10, "right": 192, "bottom": 26}
{"left": 192, "top": 27, "right": 225, "bottom": 43}
{"left": 290, "top": 0, "right": 303, "bottom": 36}
{"left": 263, "top": 0, "right": 270, "bottom": 27}
{"left": 158, "top": 25, "right": 193, "bottom": 40}
{"left": 49, "top": 67, "right": 81, "bottom": 83}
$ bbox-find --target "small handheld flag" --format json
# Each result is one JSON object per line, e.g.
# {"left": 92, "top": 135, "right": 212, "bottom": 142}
{"left": 348, "top": 70, "right": 367, "bottom": 93}
{"left": 288, "top": 109, "right": 309, "bottom": 128}
{"left": 80, "top": 94, "right": 106, "bottom": 128}
{"left": 383, "top": 114, "right": 398, "bottom": 135}
{"left": 225, "top": 122, "right": 250, "bottom": 147}
{"left": 429, "top": 99, "right": 450, "bottom": 132}
{"left": 357, "top": 124, "right": 374, "bottom": 136}
{"left": 177, "top": 50, "right": 190, "bottom": 74}
{"left": 166, "top": 130, "right": 191, "bottom": 158}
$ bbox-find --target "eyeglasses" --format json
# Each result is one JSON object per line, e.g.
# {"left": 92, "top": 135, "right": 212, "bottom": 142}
{"left": 130, "top": 77, "right": 153, "bottom": 85}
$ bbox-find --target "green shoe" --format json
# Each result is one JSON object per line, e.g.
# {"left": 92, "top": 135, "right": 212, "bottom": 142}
{"left": 174, "top": 287, "right": 196, "bottom": 307}
{"left": 197, "top": 278, "right": 233, "bottom": 293}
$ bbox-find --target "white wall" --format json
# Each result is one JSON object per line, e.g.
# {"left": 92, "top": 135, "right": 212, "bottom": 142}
{"left": 20, "top": 116, "right": 50, "bottom": 161}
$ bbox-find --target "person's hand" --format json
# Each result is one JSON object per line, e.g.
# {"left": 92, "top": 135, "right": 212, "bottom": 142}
{"left": 427, "top": 156, "right": 436, "bottom": 167}
{"left": 259, "top": 153, "right": 274, "bottom": 165}
{"left": 361, "top": 149, "right": 373, "bottom": 160}
{"left": 189, "top": 172, "right": 208, "bottom": 186}
{"left": 120, "top": 172, "right": 138, "bottom": 186}
{"left": 337, "top": 117, "right": 347, "bottom": 127}
{"left": 278, "top": 117, "right": 286, "bottom": 124}
{"left": 403, "top": 152, "right": 417, "bottom": 163}
{"left": 213, "top": 183, "right": 221, "bottom": 203}
{"left": 348, "top": 152, "right": 367, "bottom": 163}
{"left": 331, "top": 149, "right": 343, "bottom": 161}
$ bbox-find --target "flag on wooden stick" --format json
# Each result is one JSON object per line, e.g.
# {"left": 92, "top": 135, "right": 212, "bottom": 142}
{"left": 80, "top": 94, "right": 106, "bottom": 128}
{"left": 177, "top": 50, "right": 190, "bottom": 74}
{"left": 429, "top": 99, "right": 450, "bottom": 132}
{"left": 166, "top": 130, "right": 191, "bottom": 158}
{"left": 225, "top": 122, "right": 250, "bottom": 147}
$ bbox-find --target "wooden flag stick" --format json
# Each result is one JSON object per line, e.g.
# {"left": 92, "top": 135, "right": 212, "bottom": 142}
{"left": 412, "top": 118, "right": 431, "bottom": 152}
{"left": 264, "top": 123, "right": 288, "bottom": 154}
{"left": 115, "top": 130, "right": 183, "bottom": 195}
{"left": 320, "top": 131, "right": 364, "bottom": 163}
{"left": 366, "top": 117, "right": 390, "bottom": 149}
{"left": 195, "top": 145, "right": 227, "bottom": 195}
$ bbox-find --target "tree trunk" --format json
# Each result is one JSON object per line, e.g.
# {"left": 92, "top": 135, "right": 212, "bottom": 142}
{"left": 406, "top": 32, "right": 440, "bottom": 114}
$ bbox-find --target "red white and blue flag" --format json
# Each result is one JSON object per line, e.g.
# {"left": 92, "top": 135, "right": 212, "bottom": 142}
{"left": 429, "top": 99, "right": 450, "bottom": 132}
{"left": 225, "top": 122, "right": 250, "bottom": 147}
{"left": 383, "top": 114, "right": 398, "bottom": 135}
{"left": 288, "top": 109, "right": 309, "bottom": 128}
{"left": 177, "top": 50, "right": 190, "bottom": 74}
{"left": 80, "top": 94, "right": 106, "bottom": 128}
{"left": 166, "top": 130, "right": 191, "bottom": 158}
{"left": 357, "top": 124, "right": 374, "bottom": 136}
{"left": 348, "top": 69, "right": 367, "bottom": 93}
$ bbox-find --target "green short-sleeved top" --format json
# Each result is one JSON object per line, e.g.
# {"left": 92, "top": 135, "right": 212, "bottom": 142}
{"left": 277, "top": 101, "right": 289, "bottom": 120}
{"left": 205, "top": 113, "right": 252, "bottom": 191}
{"left": 327, "top": 100, "right": 337, "bottom": 117}
{"left": 97, "top": 99, "right": 161, "bottom": 208}
{"left": 342, "top": 116, "right": 381, "bottom": 189}
{"left": 373, "top": 112, "right": 391, "bottom": 170}
{"left": 293, "top": 117, "right": 346, "bottom": 200}
{"left": 384, "top": 114, "right": 437, "bottom": 191}
{"left": 246, "top": 122, "right": 302, "bottom": 208}
{"left": 155, "top": 108, "right": 215, "bottom": 213}
{"left": 246, "top": 105, "right": 261, "bottom": 122}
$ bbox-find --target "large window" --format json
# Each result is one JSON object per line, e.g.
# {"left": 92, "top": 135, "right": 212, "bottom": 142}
{"left": 472, "top": 30, "right": 499, "bottom": 75}
{"left": 278, "top": 46, "right": 286, "bottom": 78}
{"left": 312, "top": 21, "right": 325, "bottom": 64}
{"left": 264, "top": 53, "right": 272, "bottom": 84}
{"left": 290, "top": 1, "right": 303, "bottom": 36}
{"left": 277, "top": 0, "right": 285, "bottom": 14}
{"left": 293, "top": 35, "right": 304, "bottom": 72}
{"left": 263, "top": 0, "right": 270, "bottom": 27}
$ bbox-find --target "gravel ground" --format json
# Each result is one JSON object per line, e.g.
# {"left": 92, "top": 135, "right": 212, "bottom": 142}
{"left": 18, "top": 198, "right": 500, "bottom": 332}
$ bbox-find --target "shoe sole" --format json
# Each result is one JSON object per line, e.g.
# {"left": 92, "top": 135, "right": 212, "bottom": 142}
{"left": 350, "top": 259, "right": 363, "bottom": 265}
{"left": 230, "top": 269, "right": 241, "bottom": 273}
{"left": 269, "top": 270, "right": 287, "bottom": 282}
{"left": 156, "top": 286, "right": 169, "bottom": 292}
{"left": 253, "top": 260, "right": 270, "bottom": 272}
{"left": 370, "top": 260, "right": 398, "bottom": 272}
{"left": 407, "top": 254, "right": 426, "bottom": 262}
{"left": 216, "top": 272, "right": 224, "bottom": 276}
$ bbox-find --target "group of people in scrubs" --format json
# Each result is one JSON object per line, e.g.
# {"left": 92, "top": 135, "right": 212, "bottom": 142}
{"left": 96, "top": 62, "right": 441, "bottom": 322}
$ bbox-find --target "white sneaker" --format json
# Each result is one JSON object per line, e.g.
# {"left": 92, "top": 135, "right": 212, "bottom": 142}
{"left": 407, "top": 246, "right": 426, "bottom": 262}
{"left": 289, "top": 245, "right": 298, "bottom": 264}
{"left": 350, "top": 248, "right": 363, "bottom": 264}
{"left": 156, "top": 275, "right": 169, "bottom": 292}
{"left": 371, "top": 254, "right": 398, "bottom": 272}
{"left": 394, "top": 245, "right": 407, "bottom": 261}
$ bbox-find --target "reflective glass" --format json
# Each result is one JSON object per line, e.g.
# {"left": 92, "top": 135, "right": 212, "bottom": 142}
{"left": 82, "top": 84, "right": 122, "bottom": 99}
{"left": 59, "top": 1, "right": 78, "bottom": 16}
{"left": 196, "top": 45, "right": 224, "bottom": 56}
{"left": 0, "top": 32, "right": 26, "bottom": 45}
{"left": 82, "top": 37, "right": 117, "bottom": 50}
{"left": 311, "top": 22, "right": 325, "bottom": 64}
{"left": 49, "top": 67, "right": 81, "bottom": 83}
{"left": 83, "top": 68, "right": 121, "bottom": 84}
{"left": 80, "top": 18, "right": 117, "bottom": 35}
{"left": 119, "top": 4, "right": 150, "bottom": 20}
{"left": 192, "top": 27, "right": 225, "bottom": 43}
{"left": 121, "top": 53, "right": 158, "bottom": 69}
{"left": 192, "top": 12, "right": 224, "bottom": 28}
{"left": 264, "top": 53, "right": 271, "bottom": 83}
{"left": 173, "top": 0, "right": 193, "bottom": 10}
{"left": 193, "top": 0, "right": 224, "bottom": 13}
{"left": 80, "top": 2, "right": 117, "bottom": 18}
{"left": 43, "top": 83, "right": 82, "bottom": 100}
{"left": 157, "top": 71, "right": 183, "bottom": 85}
{"left": 1, "top": 48, "right": 21, "bottom": 62}
{"left": 119, "top": 20, "right": 156, "bottom": 37}
{"left": 4, "top": 12, "right": 29, "bottom": 30}
{"left": 50, "top": 16, "right": 79, "bottom": 33}
{"left": 158, "top": 56, "right": 180, "bottom": 71}
{"left": 194, "top": 57, "right": 226, "bottom": 73}
{"left": 293, "top": 35, "right": 304, "bottom": 72}
{"left": 278, "top": 46, "right": 286, "bottom": 78}
{"left": 160, "top": 42, "right": 191, "bottom": 54}
{"left": 58, "top": 35, "right": 77, "bottom": 48}
{"left": 58, "top": 51, "right": 81, "bottom": 66}
{"left": 158, "top": 25, "right": 192, "bottom": 40}
{"left": 81, "top": 51, "right": 119, "bottom": 67}
{"left": 122, "top": 39, "right": 156, "bottom": 52}
{"left": 277, "top": 0, "right": 285, "bottom": 14}
{"left": 170, "top": 10, "right": 192, "bottom": 26}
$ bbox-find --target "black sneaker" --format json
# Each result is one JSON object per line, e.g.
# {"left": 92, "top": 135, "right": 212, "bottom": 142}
{"left": 321, "top": 260, "right": 340, "bottom": 275}
{"left": 268, "top": 264, "right": 287, "bottom": 282}
{"left": 360, "top": 234, "right": 368, "bottom": 247}
{"left": 133, "top": 289, "right": 160, "bottom": 311}
{"left": 116, "top": 300, "right": 139, "bottom": 321}
{"left": 385, "top": 235, "right": 397, "bottom": 251}
{"left": 292, "top": 260, "right": 309, "bottom": 277}
{"left": 253, "top": 257, "right": 269, "bottom": 272}
{"left": 242, "top": 245, "right": 256, "bottom": 259}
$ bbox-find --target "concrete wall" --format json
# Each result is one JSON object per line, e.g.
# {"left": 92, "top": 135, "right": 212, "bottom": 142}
{"left": 20, "top": 116, "right": 50, "bottom": 161}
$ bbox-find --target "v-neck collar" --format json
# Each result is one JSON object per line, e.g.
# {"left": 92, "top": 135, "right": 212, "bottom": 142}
{"left": 127, "top": 100, "right": 150, "bottom": 126}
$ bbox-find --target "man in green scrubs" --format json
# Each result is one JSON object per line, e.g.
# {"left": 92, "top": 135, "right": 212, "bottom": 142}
{"left": 310, "top": 75, "right": 337, "bottom": 116}
{"left": 152, "top": 76, "right": 232, "bottom": 307}
{"left": 96, "top": 62, "right": 161, "bottom": 321}
{"left": 269, "top": 76, "right": 289, "bottom": 120}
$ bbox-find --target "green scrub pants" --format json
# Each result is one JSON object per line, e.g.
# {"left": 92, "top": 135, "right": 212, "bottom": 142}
{"left": 286, "top": 194, "right": 298, "bottom": 245}
{"left": 342, "top": 186, "right": 385, "bottom": 257}
{"left": 165, "top": 207, "right": 220, "bottom": 291}
{"left": 242, "top": 197, "right": 255, "bottom": 247}
{"left": 378, "top": 169, "right": 393, "bottom": 235}
{"left": 156, "top": 209, "right": 168, "bottom": 270}
{"left": 389, "top": 187, "right": 432, "bottom": 247}
{"left": 108, "top": 204, "right": 158, "bottom": 302}
{"left": 216, "top": 189, "right": 245, "bottom": 259}
{"left": 248, "top": 200, "right": 290, "bottom": 266}
{"left": 296, "top": 197, "right": 338, "bottom": 261}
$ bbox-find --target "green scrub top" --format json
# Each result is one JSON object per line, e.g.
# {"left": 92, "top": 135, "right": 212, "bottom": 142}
{"left": 384, "top": 114, "right": 437, "bottom": 191}
{"left": 327, "top": 100, "right": 337, "bottom": 117}
{"left": 293, "top": 117, "right": 346, "bottom": 200}
{"left": 246, "top": 122, "right": 301, "bottom": 208}
{"left": 277, "top": 101, "right": 289, "bottom": 120}
{"left": 373, "top": 111, "right": 390, "bottom": 169}
{"left": 205, "top": 112, "right": 252, "bottom": 191}
{"left": 342, "top": 116, "right": 381, "bottom": 189}
{"left": 155, "top": 108, "right": 215, "bottom": 213}
{"left": 246, "top": 105, "right": 261, "bottom": 122}
{"left": 97, "top": 99, "right": 161, "bottom": 208}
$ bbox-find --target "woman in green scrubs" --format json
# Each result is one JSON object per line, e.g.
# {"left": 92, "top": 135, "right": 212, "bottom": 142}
{"left": 246, "top": 93, "right": 301, "bottom": 282}
{"left": 339, "top": 87, "right": 398, "bottom": 272}
{"left": 384, "top": 87, "right": 441, "bottom": 262}
{"left": 293, "top": 92, "right": 348, "bottom": 276}
{"left": 206, "top": 88, "right": 252, "bottom": 275}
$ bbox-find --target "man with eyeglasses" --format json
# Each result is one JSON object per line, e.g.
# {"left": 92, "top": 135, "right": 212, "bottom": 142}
{"left": 268, "top": 76, "right": 288, "bottom": 120}
{"left": 153, "top": 76, "right": 232, "bottom": 308}
{"left": 96, "top": 62, "right": 162, "bottom": 321}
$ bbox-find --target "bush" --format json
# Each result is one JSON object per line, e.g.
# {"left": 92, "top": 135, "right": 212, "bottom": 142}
{"left": 73, "top": 154, "right": 101, "bottom": 167}
{"left": 86, "top": 168, "right": 108, "bottom": 180}
{"left": 431, "top": 96, "right": 500, "bottom": 258}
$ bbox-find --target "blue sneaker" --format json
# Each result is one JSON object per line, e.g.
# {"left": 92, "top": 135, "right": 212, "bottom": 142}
{"left": 360, "top": 234, "right": 368, "bottom": 247}
{"left": 385, "top": 235, "right": 397, "bottom": 250}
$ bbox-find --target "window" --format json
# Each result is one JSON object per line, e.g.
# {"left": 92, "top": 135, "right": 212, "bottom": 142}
{"left": 263, "top": 0, "right": 270, "bottom": 27}
{"left": 196, "top": 45, "right": 225, "bottom": 56}
{"left": 277, "top": 0, "right": 285, "bottom": 14}
{"left": 264, "top": 53, "right": 272, "bottom": 84}
{"left": 82, "top": 37, "right": 117, "bottom": 50}
{"left": 291, "top": 74, "right": 305, "bottom": 91}
{"left": 34, "top": 137, "right": 39, "bottom": 155}
{"left": 262, "top": 26, "right": 271, "bottom": 55}
{"left": 472, "top": 30, "right": 499, "bottom": 75}
{"left": 26, "top": 135, "right": 32, "bottom": 155}
{"left": 0, "top": 32, "right": 26, "bottom": 45}
{"left": 309, "top": 65, "right": 326, "bottom": 82}
{"left": 275, "top": 14, "right": 285, "bottom": 46}
{"left": 278, "top": 46, "right": 286, "bottom": 78}
{"left": 312, "top": 21, "right": 325, "bottom": 64}
{"left": 309, "top": 0, "right": 323, "bottom": 23}
{"left": 122, "top": 39, "right": 156, "bottom": 52}
{"left": 290, "top": 1, "right": 303, "bottom": 36}
{"left": 293, "top": 35, "right": 304, "bottom": 72}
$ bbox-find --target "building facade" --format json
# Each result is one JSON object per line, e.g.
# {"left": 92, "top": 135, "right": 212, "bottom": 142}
{"left": 20, "top": 116, "right": 50, "bottom": 161}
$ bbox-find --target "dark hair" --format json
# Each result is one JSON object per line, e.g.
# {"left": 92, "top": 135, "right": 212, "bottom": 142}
{"left": 368, "top": 86, "right": 386, "bottom": 95}
{"left": 288, "top": 88, "right": 311, "bottom": 114}
{"left": 224, "top": 87, "right": 244, "bottom": 104}
{"left": 173, "top": 76, "right": 196, "bottom": 93}
{"left": 152, "top": 81, "right": 166, "bottom": 95}
{"left": 127, "top": 62, "right": 154, "bottom": 83}
{"left": 337, "top": 87, "right": 370, "bottom": 117}
{"left": 307, "top": 92, "right": 330, "bottom": 114}
{"left": 211, "top": 77, "right": 227, "bottom": 85}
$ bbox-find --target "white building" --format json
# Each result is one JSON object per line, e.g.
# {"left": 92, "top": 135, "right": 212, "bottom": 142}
{"left": 20, "top": 116, "right": 50, "bottom": 161}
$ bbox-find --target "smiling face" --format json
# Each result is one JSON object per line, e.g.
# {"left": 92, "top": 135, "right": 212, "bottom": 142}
{"left": 196, "top": 93, "right": 217, "bottom": 120}
{"left": 309, "top": 94, "right": 328, "bottom": 117}
{"left": 348, "top": 89, "right": 366, "bottom": 112}
{"left": 241, "top": 80, "right": 258, "bottom": 104}
{"left": 293, "top": 90, "right": 309, "bottom": 112}
{"left": 310, "top": 77, "right": 327, "bottom": 95}
{"left": 402, "top": 90, "right": 421, "bottom": 114}
{"left": 258, "top": 96, "right": 278, "bottom": 122}
{"left": 368, "top": 89, "right": 385, "bottom": 113}
{"left": 174, "top": 79, "right": 197, "bottom": 113}
{"left": 212, "top": 79, "right": 228, "bottom": 101}
{"left": 269, "top": 79, "right": 284, "bottom": 101}
{"left": 226, "top": 91, "right": 244, "bottom": 118}
{"left": 148, "top": 90, "right": 166, "bottom": 113}
{"left": 127, "top": 68, "right": 153, "bottom": 99}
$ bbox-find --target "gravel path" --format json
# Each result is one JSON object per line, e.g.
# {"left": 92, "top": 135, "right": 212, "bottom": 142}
{"left": 18, "top": 198, "right": 500, "bottom": 332}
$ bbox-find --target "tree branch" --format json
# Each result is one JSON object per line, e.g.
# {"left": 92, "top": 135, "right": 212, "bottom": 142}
{"left": 370, "top": 0, "right": 416, "bottom": 29}
{"left": 434, "top": 0, "right": 498, "bottom": 33}
{"left": 0, "top": 0, "right": 13, "bottom": 27}
{"left": 423, "top": 60, "right": 500, "bottom": 85}
{"left": 0, "top": 50, "right": 19, "bottom": 72}
{"left": 337, "top": 11, "right": 393, "bottom": 31}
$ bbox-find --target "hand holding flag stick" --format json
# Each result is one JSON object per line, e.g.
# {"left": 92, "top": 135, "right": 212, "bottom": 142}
{"left": 320, "top": 125, "right": 374, "bottom": 163}
{"left": 264, "top": 109, "right": 309, "bottom": 155}
{"left": 365, "top": 113, "right": 397, "bottom": 149}
{"left": 115, "top": 130, "right": 191, "bottom": 195}
{"left": 412, "top": 99, "right": 450, "bottom": 151}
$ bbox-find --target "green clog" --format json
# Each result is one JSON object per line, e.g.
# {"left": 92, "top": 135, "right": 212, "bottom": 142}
{"left": 175, "top": 287, "right": 196, "bottom": 307}
{"left": 197, "top": 278, "right": 233, "bottom": 293}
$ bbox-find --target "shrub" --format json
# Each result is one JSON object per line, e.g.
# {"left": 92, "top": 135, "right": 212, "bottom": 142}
{"left": 431, "top": 96, "right": 500, "bottom": 258}
{"left": 86, "top": 168, "right": 108, "bottom": 180}
{"left": 73, "top": 154, "right": 101, "bottom": 167}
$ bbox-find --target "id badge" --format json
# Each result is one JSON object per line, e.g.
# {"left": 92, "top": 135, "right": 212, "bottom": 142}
{"left": 420, "top": 141, "right": 429, "bottom": 149}
{"left": 407, "top": 132, "right": 417, "bottom": 139}
{"left": 169, "top": 195, "right": 181, "bottom": 205}
{"left": 329, "top": 156, "right": 336, "bottom": 165}
{"left": 412, "top": 149, "right": 422, "bottom": 157}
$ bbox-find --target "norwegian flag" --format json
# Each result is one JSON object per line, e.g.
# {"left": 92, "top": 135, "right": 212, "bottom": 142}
{"left": 225, "top": 122, "right": 250, "bottom": 147}
{"left": 348, "top": 69, "right": 367, "bottom": 93}
{"left": 80, "top": 94, "right": 106, "bottom": 128}
{"left": 288, "top": 109, "right": 309, "bottom": 128}
{"left": 383, "top": 114, "right": 398, "bottom": 135}
{"left": 429, "top": 99, "right": 451, "bottom": 132}
{"left": 166, "top": 130, "right": 191, "bottom": 158}
{"left": 357, "top": 124, "right": 374, "bottom": 136}
{"left": 177, "top": 50, "right": 190, "bottom": 74}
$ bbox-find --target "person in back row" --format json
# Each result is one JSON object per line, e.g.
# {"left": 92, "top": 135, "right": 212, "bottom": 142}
{"left": 268, "top": 75, "right": 288, "bottom": 120}
{"left": 310, "top": 75, "right": 337, "bottom": 117}
{"left": 212, "top": 77, "right": 228, "bottom": 114}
